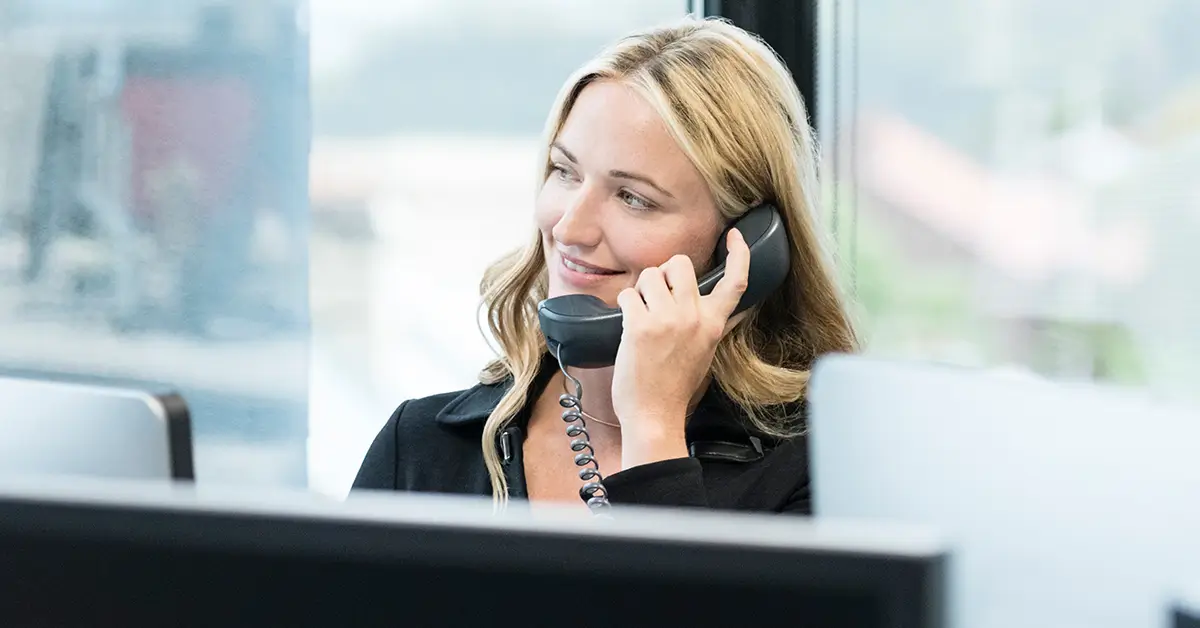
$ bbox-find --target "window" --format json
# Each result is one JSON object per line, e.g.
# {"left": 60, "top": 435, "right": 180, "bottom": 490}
{"left": 0, "top": 0, "right": 689, "bottom": 495}
{"left": 0, "top": 1, "right": 310, "bottom": 487}
{"left": 306, "top": 0, "right": 689, "bottom": 495}
{"left": 818, "top": 0, "right": 1200, "bottom": 401}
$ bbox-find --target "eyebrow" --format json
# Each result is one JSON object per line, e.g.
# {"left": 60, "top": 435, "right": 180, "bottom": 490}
{"left": 551, "top": 141, "right": 676, "bottom": 199}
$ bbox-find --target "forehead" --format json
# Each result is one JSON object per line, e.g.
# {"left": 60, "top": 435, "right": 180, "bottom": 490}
{"left": 555, "top": 80, "right": 703, "bottom": 196}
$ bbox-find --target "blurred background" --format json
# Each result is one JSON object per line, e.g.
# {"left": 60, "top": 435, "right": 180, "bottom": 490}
{"left": 0, "top": 0, "right": 1196, "bottom": 497}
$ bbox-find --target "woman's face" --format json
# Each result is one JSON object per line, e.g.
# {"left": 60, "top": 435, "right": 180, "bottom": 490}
{"left": 536, "top": 79, "right": 726, "bottom": 305}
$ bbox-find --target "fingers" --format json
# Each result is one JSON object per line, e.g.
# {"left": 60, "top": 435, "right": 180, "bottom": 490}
{"left": 616, "top": 286, "right": 647, "bottom": 323}
{"left": 707, "top": 228, "right": 750, "bottom": 317}
{"left": 660, "top": 254, "right": 699, "bottom": 306}
{"left": 635, "top": 266, "right": 675, "bottom": 311}
{"left": 620, "top": 233, "right": 751, "bottom": 348}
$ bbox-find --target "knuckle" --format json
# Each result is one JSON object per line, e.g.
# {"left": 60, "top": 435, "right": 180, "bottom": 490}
{"left": 667, "top": 254, "right": 693, "bottom": 270}
{"left": 617, "top": 289, "right": 640, "bottom": 309}
{"left": 638, "top": 267, "right": 663, "bottom": 284}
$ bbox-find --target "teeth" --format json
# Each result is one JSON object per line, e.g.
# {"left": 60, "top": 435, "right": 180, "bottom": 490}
{"left": 563, "top": 259, "right": 609, "bottom": 275}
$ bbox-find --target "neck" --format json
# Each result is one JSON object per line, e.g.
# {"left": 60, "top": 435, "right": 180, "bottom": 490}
{"left": 561, "top": 365, "right": 714, "bottom": 427}
{"left": 565, "top": 366, "right": 619, "bottom": 425}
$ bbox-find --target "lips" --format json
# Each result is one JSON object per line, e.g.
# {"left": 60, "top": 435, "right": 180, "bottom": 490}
{"left": 559, "top": 253, "right": 621, "bottom": 275}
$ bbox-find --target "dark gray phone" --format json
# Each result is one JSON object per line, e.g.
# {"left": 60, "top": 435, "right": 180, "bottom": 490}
{"left": 537, "top": 203, "right": 791, "bottom": 369}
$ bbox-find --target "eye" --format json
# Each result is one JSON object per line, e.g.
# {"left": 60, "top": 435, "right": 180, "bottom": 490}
{"left": 550, "top": 163, "right": 578, "bottom": 183}
{"left": 618, "top": 190, "right": 655, "bottom": 211}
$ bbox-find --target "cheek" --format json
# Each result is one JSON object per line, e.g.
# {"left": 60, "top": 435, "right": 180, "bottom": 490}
{"left": 695, "top": 222, "right": 727, "bottom": 273}
{"left": 608, "top": 227, "right": 712, "bottom": 279}
{"left": 533, "top": 186, "right": 563, "bottom": 234}
{"left": 619, "top": 220, "right": 720, "bottom": 279}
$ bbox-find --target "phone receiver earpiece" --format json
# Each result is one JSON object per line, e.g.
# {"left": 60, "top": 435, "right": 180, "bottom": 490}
{"left": 538, "top": 203, "right": 790, "bottom": 368}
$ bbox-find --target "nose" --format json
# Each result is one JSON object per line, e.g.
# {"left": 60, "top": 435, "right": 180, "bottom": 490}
{"left": 551, "top": 186, "right": 604, "bottom": 249}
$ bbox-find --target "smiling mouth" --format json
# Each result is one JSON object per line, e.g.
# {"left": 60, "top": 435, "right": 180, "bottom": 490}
{"left": 561, "top": 256, "right": 621, "bottom": 275}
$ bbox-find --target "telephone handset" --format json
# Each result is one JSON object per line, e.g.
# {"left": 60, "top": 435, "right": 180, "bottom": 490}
{"left": 538, "top": 203, "right": 791, "bottom": 369}
{"left": 535, "top": 203, "right": 791, "bottom": 515}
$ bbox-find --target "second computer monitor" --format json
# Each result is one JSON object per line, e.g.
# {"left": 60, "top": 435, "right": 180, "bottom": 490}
{"left": 0, "top": 375, "right": 193, "bottom": 481}
{"left": 1175, "top": 583, "right": 1200, "bottom": 628}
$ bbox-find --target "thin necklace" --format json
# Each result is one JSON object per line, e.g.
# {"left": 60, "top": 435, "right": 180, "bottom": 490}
{"left": 559, "top": 374, "right": 698, "bottom": 427}
{"left": 581, "top": 408, "right": 621, "bottom": 428}
{"left": 560, "top": 377, "right": 622, "bottom": 428}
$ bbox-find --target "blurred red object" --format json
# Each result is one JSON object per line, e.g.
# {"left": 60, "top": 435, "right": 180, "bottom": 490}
{"left": 119, "top": 75, "right": 257, "bottom": 227}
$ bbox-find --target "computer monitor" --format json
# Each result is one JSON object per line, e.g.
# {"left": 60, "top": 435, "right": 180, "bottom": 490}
{"left": 0, "top": 476, "right": 947, "bottom": 628}
{"left": 808, "top": 354, "right": 1200, "bottom": 628}
{"left": 1175, "top": 583, "right": 1200, "bottom": 628}
{"left": 0, "top": 375, "right": 193, "bottom": 481}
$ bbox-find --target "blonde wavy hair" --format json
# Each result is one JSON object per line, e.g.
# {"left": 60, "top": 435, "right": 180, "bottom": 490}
{"left": 476, "top": 16, "right": 860, "bottom": 505}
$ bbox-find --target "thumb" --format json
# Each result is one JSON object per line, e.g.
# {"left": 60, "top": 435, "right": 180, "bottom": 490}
{"left": 709, "top": 228, "right": 751, "bottom": 316}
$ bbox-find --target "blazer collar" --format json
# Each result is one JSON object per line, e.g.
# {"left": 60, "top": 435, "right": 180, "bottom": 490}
{"left": 434, "top": 352, "right": 558, "bottom": 426}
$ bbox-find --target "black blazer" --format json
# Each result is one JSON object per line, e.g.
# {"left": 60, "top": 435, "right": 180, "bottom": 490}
{"left": 353, "top": 353, "right": 813, "bottom": 514}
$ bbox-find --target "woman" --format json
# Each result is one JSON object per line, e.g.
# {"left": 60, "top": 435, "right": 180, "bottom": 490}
{"left": 353, "top": 16, "right": 859, "bottom": 514}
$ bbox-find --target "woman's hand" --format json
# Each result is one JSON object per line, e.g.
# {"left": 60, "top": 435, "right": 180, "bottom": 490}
{"left": 611, "top": 228, "right": 751, "bottom": 470}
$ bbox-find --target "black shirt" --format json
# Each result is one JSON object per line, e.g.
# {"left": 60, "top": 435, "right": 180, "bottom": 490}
{"left": 352, "top": 353, "right": 812, "bottom": 514}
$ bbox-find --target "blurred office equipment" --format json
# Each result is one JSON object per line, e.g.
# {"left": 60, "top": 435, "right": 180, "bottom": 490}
{"left": 1175, "top": 584, "right": 1200, "bottom": 628}
{"left": 7, "top": 1, "right": 307, "bottom": 336}
{"left": 809, "top": 355, "right": 1200, "bottom": 628}
{"left": 0, "top": 375, "right": 192, "bottom": 480}
{"left": 0, "top": 476, "right": 946, "bottom": 628}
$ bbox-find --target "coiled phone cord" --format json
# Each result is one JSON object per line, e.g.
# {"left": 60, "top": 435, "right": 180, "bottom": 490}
{"left": 554, "top": 345, "right": 613, "bottom": 516}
